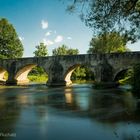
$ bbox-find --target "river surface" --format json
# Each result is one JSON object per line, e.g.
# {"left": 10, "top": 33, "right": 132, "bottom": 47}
{"left": 0, "top": 84, "right": 140, "bottom": 140}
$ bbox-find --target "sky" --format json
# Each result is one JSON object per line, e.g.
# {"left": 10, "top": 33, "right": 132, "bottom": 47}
{"left": 0, "top": 0, "right": 140, "bottom": 57}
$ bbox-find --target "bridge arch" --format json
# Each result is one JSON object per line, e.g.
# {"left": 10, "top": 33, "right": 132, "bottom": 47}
{"left": 15, "top": 64, "right": 37, "bottom": 84}
{"left": 113, "top": 67, "right": 133, "bottom": 84}
{"left": 64, "top": 64, "right": 94, "bottom": 85}
{"left": 14, "top": 63, "right": 48, "bottom": 85}
{"left": 64, "top": 64, "right": 80, "bottom": 85}
{"left": 0, "top": 66, "right": 8, "bottom": 84}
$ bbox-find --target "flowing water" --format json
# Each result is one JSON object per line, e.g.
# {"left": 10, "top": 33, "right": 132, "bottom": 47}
{"left": 0, "top": 84, "right": 140, "bottom": 140}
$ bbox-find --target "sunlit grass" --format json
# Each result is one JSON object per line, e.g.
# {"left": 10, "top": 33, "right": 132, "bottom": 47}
{"left": 118, "top": 76, "right": 132, "bottom": 85}
{"left": 28, "top": 74, "right": 48, "bottom": 82}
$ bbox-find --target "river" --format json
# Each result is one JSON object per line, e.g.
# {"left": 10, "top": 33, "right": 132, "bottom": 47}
{"left": 0, "top": 84, "right": 140, "bottom": 140}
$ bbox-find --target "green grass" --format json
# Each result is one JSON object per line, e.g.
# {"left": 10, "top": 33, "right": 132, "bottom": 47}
{"left": 28, "top": 74, "right": 48, "bottom": 82}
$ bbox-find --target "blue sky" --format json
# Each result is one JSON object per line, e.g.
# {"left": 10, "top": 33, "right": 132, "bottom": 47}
{"left": 0, "top": 0, "right": 139, "bottom": 57}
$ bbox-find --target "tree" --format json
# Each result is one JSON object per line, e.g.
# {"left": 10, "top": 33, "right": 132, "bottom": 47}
{"left": 34, "top": 42, "right": 48, "bottom": 57}
{"left": 71, "top": 66, "right": 94, "bottom": 81}
{"left": 52, "top": 44, "right": 79, "bottom": 56}
{"left": 72, "top": 66, "right": 86, "bottom": 80}
{"left": 66, "top": 0, "right": 140, "bottom": 43}
{"left": 87, "top": 32, "right": 129, "bottom": 53}
{"left": 67, "top": 48, "right": 79, "bottom": 55}
{"left": 32, "top": 42, "right": 48, "bottom": 76}
{"left": 0, "top": 18, "right": 24, "bottom": 58}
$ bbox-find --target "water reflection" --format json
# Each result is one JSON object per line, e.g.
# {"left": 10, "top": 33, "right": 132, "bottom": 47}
{"left": 65, "top": 88, "right": 73, "bottom": 104}
{"left": 0, "top": 88, "right": 22, "bottom": 140}
{"left": 0, "top": 85, "right": 140, "bottom": 140}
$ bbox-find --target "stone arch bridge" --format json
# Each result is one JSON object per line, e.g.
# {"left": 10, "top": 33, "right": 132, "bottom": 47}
{"left": 0, "top": 52, "right": 140, "bottom": 86}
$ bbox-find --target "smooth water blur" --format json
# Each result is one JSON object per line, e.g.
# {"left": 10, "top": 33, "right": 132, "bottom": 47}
{"left": 0, "top": 84, "right": 140, "bottom": 140}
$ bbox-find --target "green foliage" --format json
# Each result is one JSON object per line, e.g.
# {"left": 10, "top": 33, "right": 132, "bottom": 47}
{"left": 66, "top": 0, "right": 140, "bottom": 43}
{"left": 0, "top": 18, "right": 24, "bottom": 58}
{"left": 28, "top": 67, "right": 45, "bottom": 75}
{"left": 67, "top": 48, "right": 79, "bottom": 55}
{"left": 132, "top": 64, "right": 140, "bottom": 97}
{"left": 34, "top": 43, "right": 48, "bottom": 57}
{"left": 72, "top": 67, "right": 86, "bottom": 80}
{"left": 71, "top": 66, "right": 95, "bottom": 81}
{"left": 52, "top": 44, "right": 79, "bottom": 56}
{"left": 0, "top": 54, "right": 6, "bottom": 59}
{"left": 87, "top": 32, "right": 129, "bottom": 53}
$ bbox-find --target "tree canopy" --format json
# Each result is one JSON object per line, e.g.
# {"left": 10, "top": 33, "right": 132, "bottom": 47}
{"left": 52, "top": 44, "right": 79, "bottom": 55}
{"left": 34, "top": 42, "right": 48, "bottom": 57}
{"left": 87, "top": 32, "right": 129, "bottom": 53}
{"left": 0, "top": 18, "right": 24, "bottom": 58}
{"left": 66, "top": 0, "right": 140, "bottom": 43}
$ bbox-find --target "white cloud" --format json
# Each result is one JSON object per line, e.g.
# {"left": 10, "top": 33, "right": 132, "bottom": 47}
{"left": 41, "top": 20, "right": 48, "bottom": 29}
{"left": 54, "top": 30, "right": 57, "bottom": 34}
{"left": 19, "top": 36, "right": 24, "bottom": 41}
{"left": 54, "top": 35, "right": 63, "bottom": 43}
{"left": 43, "top": 38, "right": 54, "bottom": 46}
{"left": 67, "top": 37, "right": 72, "bottom": 40}
{"left": 45, "top": 31, "right": 52, "bottom": 36}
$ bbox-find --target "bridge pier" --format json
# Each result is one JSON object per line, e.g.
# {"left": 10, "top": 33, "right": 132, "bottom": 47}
{"left": 6, "top": 71, "right": 30, "bottom": 85}
{"left": 94, "top": 60, "right": 118, "bottom": 89}
{"left": 7, "top": 79, "right": 30, "bottom": 85}
{"left": 6, "top": 79, "right": 30, "bottom": 85}
{"left": 5, "top": 71, "right": 16, "bottom": 85}
{"left": 47, "top": 73, "right": 67, "bottom": 86}
{"left": 46, "top": 61, "right": 67, "bottom": 86}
